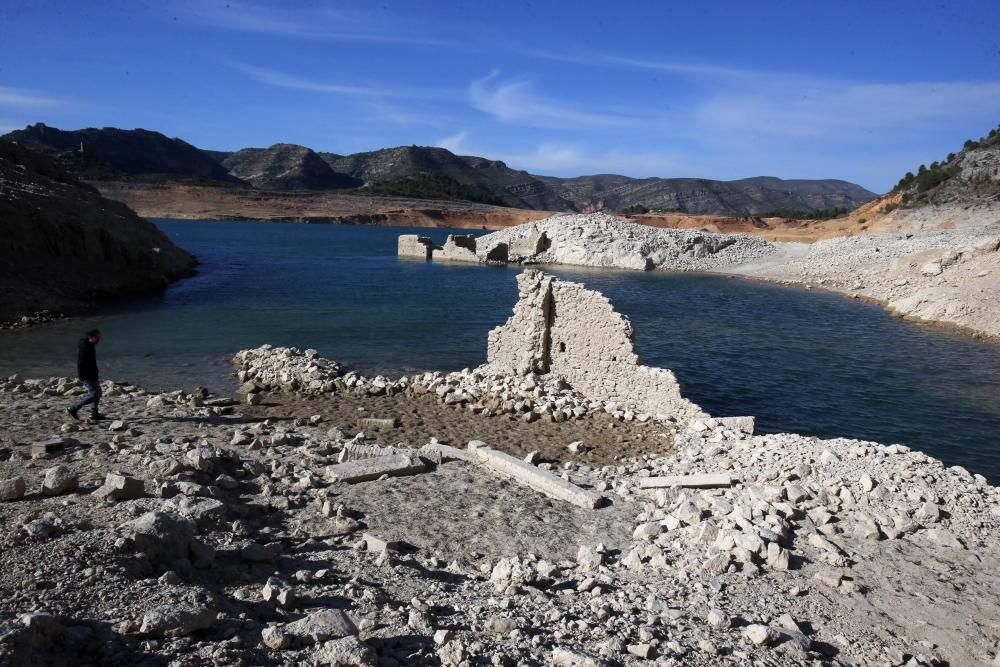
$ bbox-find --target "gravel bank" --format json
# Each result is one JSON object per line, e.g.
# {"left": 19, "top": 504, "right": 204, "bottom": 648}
{"left": 726, "top": 209, "right": 1000, "bottom": 340}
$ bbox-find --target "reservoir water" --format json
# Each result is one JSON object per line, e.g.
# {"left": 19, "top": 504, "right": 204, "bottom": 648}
{"left": 2, "top": 219, "right": 999, "bottom": 481}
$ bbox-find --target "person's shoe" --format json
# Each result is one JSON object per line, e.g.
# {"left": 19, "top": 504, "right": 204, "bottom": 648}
{"left": 87, "top": 413, "right": 107, "bottom": 423}
{"left": 66, "top": 407, "right": 79, "bottom": 420}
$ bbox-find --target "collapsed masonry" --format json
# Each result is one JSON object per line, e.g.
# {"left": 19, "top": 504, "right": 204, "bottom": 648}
{"left": 487, "top": 270, "right": 706, "bottom": 422}
{"left": 397, "top": 230, "right": 549, "bottom": 264}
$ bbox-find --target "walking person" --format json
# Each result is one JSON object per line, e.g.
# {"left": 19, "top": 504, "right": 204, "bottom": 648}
{"left": 68, "top": 329, "right": 105, "bottom": 421}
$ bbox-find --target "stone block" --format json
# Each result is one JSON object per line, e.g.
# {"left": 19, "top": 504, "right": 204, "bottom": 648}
{"left": 397, "top": 235, "right": 437, "bottom": 260}
{"left": 325, "top": 454, "right": 427, "bottom": 483}
{"left": 0, "top": 476, "right": 26, "bottom": 501}
{"left": 92, "top": 472, "right": 145, "bottom": 501}
{"left": 469, "top": 444, "right": 605, "bottom": 509}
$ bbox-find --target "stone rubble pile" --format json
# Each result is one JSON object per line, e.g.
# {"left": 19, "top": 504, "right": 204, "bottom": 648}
{"left": 477, "top": 212, "right": 776, "bottom": 271}
{"left": 2, "top": 370, "right": 1000, "bottom": 666}
{"left": 234, "top": 345, "right": 672, "bottom": 425}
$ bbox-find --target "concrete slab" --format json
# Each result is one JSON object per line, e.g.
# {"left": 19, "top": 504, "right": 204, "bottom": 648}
{"left": 326, "top": 454, "right": 427, "bottom": 484}
{"left": 469, "top": 445, "right": 606, "bottom": 509}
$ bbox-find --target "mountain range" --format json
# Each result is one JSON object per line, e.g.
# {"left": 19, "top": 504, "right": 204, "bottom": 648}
{"left": 5, "top": 123, "right": 878, "bottom": 216}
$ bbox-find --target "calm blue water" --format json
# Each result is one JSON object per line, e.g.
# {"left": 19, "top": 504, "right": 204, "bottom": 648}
{"left": 2, "top": 218, "right": 999, "bottom": 481}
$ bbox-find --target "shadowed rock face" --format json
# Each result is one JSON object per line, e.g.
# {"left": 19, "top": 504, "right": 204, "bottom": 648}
{"left": 0, "top": 139, "right": 197, "bottom": 322}
{"left": 221, "top": 144, "right": 361, "bottom": 190}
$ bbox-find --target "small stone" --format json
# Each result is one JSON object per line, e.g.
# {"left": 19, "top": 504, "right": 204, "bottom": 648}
{"left": 577, "top": 544, "right": 604, "bottom": 572}
{"left": 42, "top": 465, "right": 78, "bottom": 496}
{"left": 92, "top": 472, "right": 145, "bottom": 501}
{"left": 261, "top": 625, "right": 289, "bottom": 650}
{"left": 627, "top": 643, "right": 653, "bottom": 659}
{"left": 139, "top": 604, "right": 216, "bottom": 638}
{"left": 433, "top": 629, "right": 453, "bottom": 645}
{"left": 707, "top": 608, "right": 731, "bottom": 629}
{"left": 915, "top": 502, "right": 941, "bottom": 524}
{"left": 0, "top": 476, "right": 26, "bottom": 501}
{"left": 241, "top": 542, "right": 282, "bottom": 562}
{"left": 743, "top": 624, "right": 778, "bottom": 646}
{"left": 633, "top": 521, "right": 661, "bottom": 540}
{"left": 485, "top": 617, "right": 518, "bottom": 634}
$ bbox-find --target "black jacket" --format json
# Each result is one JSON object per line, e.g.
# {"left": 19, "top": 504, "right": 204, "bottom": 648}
{"left": 77, "top": 338, "right": 98, "bottom": 381}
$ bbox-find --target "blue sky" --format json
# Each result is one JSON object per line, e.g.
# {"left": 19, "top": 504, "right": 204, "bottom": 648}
{"left": 1, "top": 1, "right": 998, "bottom": 192}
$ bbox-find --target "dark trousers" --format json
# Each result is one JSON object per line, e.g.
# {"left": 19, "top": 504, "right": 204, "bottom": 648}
{"left": 71, "top": 378, "right": 102, "bottom": 417}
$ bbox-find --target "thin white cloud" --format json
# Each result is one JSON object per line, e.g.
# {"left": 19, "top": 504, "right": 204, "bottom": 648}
{"left": 435, "top": 130, "right": 469, "bottom": 154}
{"left": 0, "top": 85, "right": 62, "bottom": 108}
{"left": 229, "top": 62, "right": 444, "bottom": 101}
{"left": 523, "top": 48, "right": 751, "bottom": 79}
{"left": 468, "top": 72, "right": 648, "bottom": 129}
{"left": 695, "top": 80, "right": 1000, "bottom": 137}
{"left": 176, "top": 0, "right": 450, "bottom": 46}
{"left": 451, "top": 139, "right": 699, "bottom": 178}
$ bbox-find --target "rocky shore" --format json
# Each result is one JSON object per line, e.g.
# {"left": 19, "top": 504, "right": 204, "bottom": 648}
{"left": 472, "top": 210, "right": 1000, "bottom": 342}
{"left": 0, "top": 140, "right": 197, "bottom": 325}
{"left": 2, "top": 273, "right": 999, "bottom": 666}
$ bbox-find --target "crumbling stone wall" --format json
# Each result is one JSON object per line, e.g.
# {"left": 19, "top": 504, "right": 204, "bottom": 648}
{"left": 438, "top": 235, "right": 479, "bottom": 262}
{"left": 397, "top": 235, "right": 437, "bottom": 260}
{"left": 487, "top": 270, "right": 705, "bottom": 420}
{"left": 508, "top": 228, "right": 548, "bottom": 259}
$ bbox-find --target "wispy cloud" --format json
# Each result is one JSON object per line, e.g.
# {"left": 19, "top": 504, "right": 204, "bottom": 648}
{"left": 229, "top": 62, "right": 445, "bottom": 101}
{"left": 0, "top": 85, "right": 62, "bottom": 108}
{"left": 441, "top": 136, "right": 699, "bottom": 177}
{"left": 695, "top": 80, "right": 1000, "bottom": 137}
{"left": 176, "top": 0, "right": 451, "bottom": 46}
{"left": 435, "top": 130, "right": 469, "bottom": 154}
{"left": 523, "top": 48, "right": 751, "bottom": 79}
{"left": 468, "top": 72, "right": 649, "bottom": 129}
{"left": 501, "top": 142, "right": 699, "bottom": 177}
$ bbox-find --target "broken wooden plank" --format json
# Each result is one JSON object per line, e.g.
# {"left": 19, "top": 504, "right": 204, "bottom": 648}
{"left": 325, "top": 454, "right": 426, "bottom": 484}
{"left": 638, "top": 473, "right": 733, "bottom": 489}
{"left": 468, "top": 444, "right": 606, "bottom": 509}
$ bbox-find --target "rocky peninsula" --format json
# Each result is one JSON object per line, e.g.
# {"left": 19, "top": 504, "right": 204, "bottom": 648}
{"left": 2, "top": 272, "right": 998, "bottom": 666}
{"left": 0, "top": 140, "right": 197, "bottom": 326}
{"left": 433, "top": 209, "right": 1000, "bottom": 342}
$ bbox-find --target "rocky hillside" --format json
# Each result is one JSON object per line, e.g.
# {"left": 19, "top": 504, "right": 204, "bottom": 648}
{"left": 6, "top": 123, "right": 241, "bottom": 185}
{"left": 220, "top": 144, "right": 361, "bottom": 190}
{"left": 537, "top": 174, "right": 876, "bottom": 216}
{"left": 892, "top": 122, "right": 1000, "bottom": 208}
{"left": 320, "top": 146, "right": 570, "bottom": 210}
{"left": 0, "top": 139, "right": 197, "bottom": 323}
{"left": 4, "top": 124, "right": 877, "bottom": 215}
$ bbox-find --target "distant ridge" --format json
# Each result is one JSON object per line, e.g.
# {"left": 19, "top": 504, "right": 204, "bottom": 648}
{"left": 3, "top": 123, "right": 879, "bottom": 215}
{"left": 221, "top": 144, "right": 362, "bottom": 190}
{"left": 6, "top": 123, "right": 242, "bottom": 185}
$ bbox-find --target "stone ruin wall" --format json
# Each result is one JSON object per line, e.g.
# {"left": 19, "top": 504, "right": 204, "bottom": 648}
{"left": 487, "top": 270, "right": 705, "bottom": 420}
{"left": 438, "top": 235, "right": 480, "bottom": 262}
{"left": 397, "top": 235, "right": 437, "bottom": 260}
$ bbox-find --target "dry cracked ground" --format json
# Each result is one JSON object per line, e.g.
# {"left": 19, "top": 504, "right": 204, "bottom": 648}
{"left": 2, "top": 373, "right": 1000, "bottom": 667}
